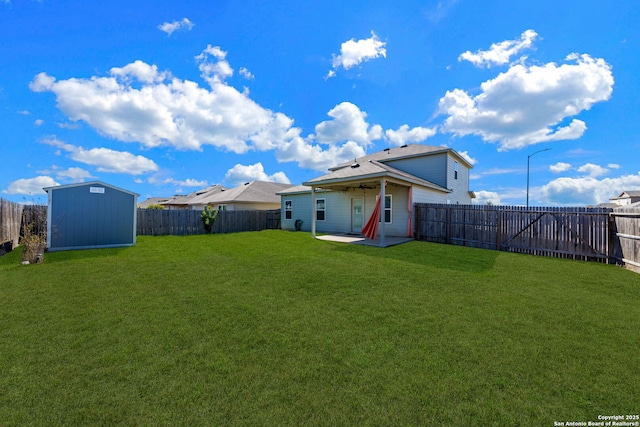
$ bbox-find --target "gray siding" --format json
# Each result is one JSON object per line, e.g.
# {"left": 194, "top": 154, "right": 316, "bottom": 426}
{"left": 48, "top": 184, "right": 136, "bottom": 251}
{"left": 281, "top": 187, "right": 411, "bottom": 237}
{"left": 446, "top": 154, "right": 472, "bottom": 204}
{"left": 385, "top": 153, "right": 448, "bottom": 187}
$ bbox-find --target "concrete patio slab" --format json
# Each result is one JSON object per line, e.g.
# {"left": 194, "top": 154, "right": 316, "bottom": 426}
{"left": 315, "top": 234, "right": 414, "bottom": 248}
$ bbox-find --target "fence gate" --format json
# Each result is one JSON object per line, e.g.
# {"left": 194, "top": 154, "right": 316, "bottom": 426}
{"left": 496, "top": 208, "right": 611, "bottom": 262}
{"left": 415, "top": 204, "right": 612, "bottom": 263}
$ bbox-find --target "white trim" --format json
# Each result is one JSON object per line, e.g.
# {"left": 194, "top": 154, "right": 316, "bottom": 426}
{"left": 284, "top": 199, "right": 292, "bottom": 220}
{"left": 384, "top": 194, "right": 392, "bottom": 224}
{"left": 316, "top": 198, "right": 326, "bottom": 221}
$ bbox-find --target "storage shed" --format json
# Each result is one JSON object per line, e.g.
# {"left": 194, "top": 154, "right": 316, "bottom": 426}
{"left": 44, "top": 181, "right": 139, "bottom": 251}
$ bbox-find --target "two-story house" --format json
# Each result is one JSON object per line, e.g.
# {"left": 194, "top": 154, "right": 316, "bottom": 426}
{"left": 278, "top": 144, "right": 474, "bottom": 242}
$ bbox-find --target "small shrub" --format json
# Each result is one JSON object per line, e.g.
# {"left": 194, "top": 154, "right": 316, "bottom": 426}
{"left": 201, "top": 206, "right": 218, "bottom": 233}
{"left": 21, "top": 223, "right": 46, "bottom": 265}
{"left": 146, "top": 204, "right": 166, "bottom": 210}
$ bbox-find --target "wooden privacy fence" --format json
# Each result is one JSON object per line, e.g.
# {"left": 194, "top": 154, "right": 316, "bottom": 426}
{"left": 0, "top": 199, "right": 48, "bottom": 255}
{"left": 137, "top": 208, "right": 281, "bottom": 236}
{"left": 1, "top": 198, "right": 24, "bottom": 250}
{"left": 610, "top": 206, "right": 640, "bottom": 272}
{"left": 414, "top": 204, "right": 614, "bottom": 263}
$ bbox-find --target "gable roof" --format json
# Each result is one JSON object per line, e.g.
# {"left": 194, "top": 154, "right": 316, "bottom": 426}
{"left": 189, "top": 181, "right": 295, "bottom": 205}
{"left": 329, "top": 144, "right": 474, "bottom": 171}
{"left": 610, "top": 190, "right": 640, "bottom": 200}
{"left": 43, "top": 180, "right": 139, "bottom": 197}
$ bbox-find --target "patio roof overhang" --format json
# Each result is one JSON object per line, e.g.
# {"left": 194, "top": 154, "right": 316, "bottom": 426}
{"left": 303, "top": 169, "right": 451, "bottom": 194}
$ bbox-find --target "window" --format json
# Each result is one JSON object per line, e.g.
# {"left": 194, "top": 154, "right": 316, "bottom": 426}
{"left": 316, "top": 198, "right": 326, "bottom": 221}
{"left": 218, "top": 204, "right": 227, "bottom": 211}
{"left": 384, "top": 195, "right": 392, "bottom": 223}
{"left": 454, "top": 161, "right": 459, "bottom": 180}
{"left": 284, "top": 200, "right": 292, "bottom": 220}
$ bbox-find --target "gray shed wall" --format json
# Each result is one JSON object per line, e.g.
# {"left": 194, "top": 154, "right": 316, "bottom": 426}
{"left": 48, "top": 184, "right": 136, "bottom": 251}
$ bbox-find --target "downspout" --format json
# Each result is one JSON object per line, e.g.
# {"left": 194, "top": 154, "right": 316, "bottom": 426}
{"left": 311, "top": 186, "right": 317, "bottom": 238}
{"left": 380, "top": 178, "right": 386, "bottom": 247}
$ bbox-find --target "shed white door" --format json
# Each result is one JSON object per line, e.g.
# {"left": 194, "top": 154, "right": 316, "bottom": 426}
{"left": 351, "top": 197, "right": 364, "bottom": 233}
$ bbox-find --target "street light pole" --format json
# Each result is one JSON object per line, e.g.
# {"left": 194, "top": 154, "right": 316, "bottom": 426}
{"left": 526, "top": 148, "right": 551, "bottom": 208}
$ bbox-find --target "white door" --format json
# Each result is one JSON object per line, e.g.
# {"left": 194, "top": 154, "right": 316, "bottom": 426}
{"left": 351, "top": 197, "right": 364, "bottom": 233}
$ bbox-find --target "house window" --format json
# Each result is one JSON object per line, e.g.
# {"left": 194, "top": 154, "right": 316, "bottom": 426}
{"left": 454, "top": 161, "right": 459, "bottom": 180}
{"left": 316, "top": 198, "right": 326, "bottom": 221}
{"left": 284, "top": 200, "right": 292, "bottom": 220}
{"left": 218, "top": 204, "right": 227, "bottom": 211}
{"left": 384, "top": 195, "right": 392, "bottom": 223}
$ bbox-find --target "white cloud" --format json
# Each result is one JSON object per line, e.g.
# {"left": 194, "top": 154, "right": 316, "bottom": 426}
{"left": 2, "top": 176, "right": 59, "bottom": 195}
{"left": 550, "top": 162, "right": 572, "bottom": 173}
{"left": 158, "top": 18, "right": 194, "bottom": 36}
{"left": 459, "top": 29, "right": 538, "bottom": 68}
{"left": 42, "top": 137, "right": 158, "bottom": 175}
{"left": 224, "top": 162, "right": 290, "bottom": 186}
{"left": 314, "top": 102, "right": 382, "bottom": 146}
{"left": 439, "top": 53, "right": 614, "bottom": 150}
{"left": 29, "top": 46, "right": 391, "bottom": 173}
{"left": 161, "top": 177, "right": 208, "bottom": 187}
{"left": 539, "top": 173, "right": 640, "bottom": 206}
{"left": 457, "top": 150, "right": 478, "bottom": 166}
{"left": 196, "top": 45, "right": 234, "bottom": 85}
{"left": 327, "top": 31, "right": 386, "bottom": 78}
{"left": 34, "top": 119, "right": 44, "bottom": 126}
{"left": 55, "top": 167, "right": 94, "bottom": 182}
{"left": 608, "top": 163, "right": 621, "bottom": 169}
{"left": 577, "top": 163, "right": 609, "bottom": 178}
{"left": 239, "top": 67, "right": 254, "bottom": 80}
{"left": 473, "top": 190, "right": 502, "bottom": 205}
{"left": 111, "top": 60, "right": 170, "bottom": 84}
{"left": 37, "top": 166, "right": 94, "bottom": 182}
{"left": 385, "top": 125, "right": 437, "bottom": 146}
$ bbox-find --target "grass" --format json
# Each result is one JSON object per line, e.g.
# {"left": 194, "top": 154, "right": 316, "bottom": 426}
{"left": 0, "top": 230, "right": 638, "bottom": 426}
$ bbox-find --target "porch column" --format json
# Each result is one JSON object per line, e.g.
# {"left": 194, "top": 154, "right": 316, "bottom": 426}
{"left": 380, "top": 178, "right": 386, "bottom": 247}
{"left": 311, "top": 186, "right": 317, "bottom": 237}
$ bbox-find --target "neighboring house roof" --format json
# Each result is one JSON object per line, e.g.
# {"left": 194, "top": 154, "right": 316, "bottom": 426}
{"left": 329, "top": 144, "right": 474, "bottom": 171}
{"left": 276, "top": 185, "right": 313, "bottom": 195}
{"left": 189, "top": 181, "right": 294, "bottom": 206}
{"left": 610, "top": 190, "right": 640, "bottom": 200}
{"left": 165, "top": 184, "right": 227, "bottom": 206}
{"left": 138, "top": 197, "right": 173, "bottom": 208}
{"left": 304, "top": 159, "right": 450, "bottom": 193}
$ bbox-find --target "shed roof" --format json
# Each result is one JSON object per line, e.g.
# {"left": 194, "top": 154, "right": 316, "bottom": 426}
{"left": 43, "top": 180, "right": 139, "bottom": 197}
{"left": 189, "top": 181, "right": 294, "bottom": 205}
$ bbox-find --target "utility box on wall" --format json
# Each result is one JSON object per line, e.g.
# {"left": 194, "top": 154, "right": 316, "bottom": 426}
{"left": 44, "top": 181, "right": 139, "bottom": 252}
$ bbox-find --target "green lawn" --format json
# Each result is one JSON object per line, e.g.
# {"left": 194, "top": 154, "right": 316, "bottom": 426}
{"left": 1, "top": 230, "right": 638, "bottom": 426}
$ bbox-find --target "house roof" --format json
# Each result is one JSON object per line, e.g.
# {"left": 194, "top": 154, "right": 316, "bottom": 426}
{"left": 165, "top": 184, "right": 227, "bottom": 206}
{"left": 303, "top": 159, "right": 450, "bottom": 193}
{"left": 611, "top": 190, "right": 640, "bottom": 199}
{"left": 138, "top": 197, "right": 173, "bottom": 208}
{"left": 189, "top": 181, "right": 295, "bottom": 205}
{"left": 329, "top": 144, "right": 474, "bottom": 171}
{"left": 43, "top": 180, "right": 139, "bottom": 197}
{"left": 276, "top": 185, "right": 313, "bottom": 195}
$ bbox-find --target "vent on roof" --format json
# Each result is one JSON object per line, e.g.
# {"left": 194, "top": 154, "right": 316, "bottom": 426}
{"left": 383, "top": 147, "right": 390, "bottom": 152}
{"left": 400, "top": 144, "right": 408, "bottom": 148}
{"left": 351, "top": 163, "right": 360, "bottom": 169}
{"left": 244, "top": 182, "right": 250, "bottom": 185}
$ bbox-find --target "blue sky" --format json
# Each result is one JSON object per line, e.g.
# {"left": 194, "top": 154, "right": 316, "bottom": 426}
{"left": 2, "top": 0, "right": 639, "bottom": 206}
